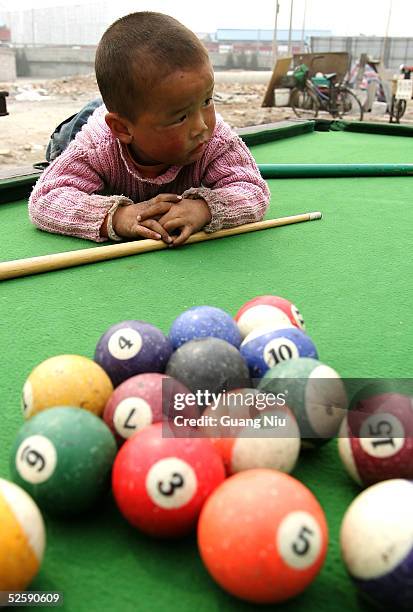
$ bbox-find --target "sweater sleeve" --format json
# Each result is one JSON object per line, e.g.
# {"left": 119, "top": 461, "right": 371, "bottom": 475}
{"left": 28, "top": 144, "right": 133, "bottom": 242}
{"left": 181, "top": 133, "right": 270, "bottom": 233}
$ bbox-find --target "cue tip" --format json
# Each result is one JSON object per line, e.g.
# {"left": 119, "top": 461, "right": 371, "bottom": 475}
{"left": 309, "top": 211, "right": 322, "bottom": 220}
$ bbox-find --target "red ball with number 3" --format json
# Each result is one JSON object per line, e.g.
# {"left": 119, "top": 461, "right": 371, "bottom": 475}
{"left": 112, "top": 423, "right": 225, "bottom": 538}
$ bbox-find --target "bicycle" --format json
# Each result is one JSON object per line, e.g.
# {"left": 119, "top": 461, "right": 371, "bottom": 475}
{"left": 290, "top": 70, "right": 364, "bottom": 121}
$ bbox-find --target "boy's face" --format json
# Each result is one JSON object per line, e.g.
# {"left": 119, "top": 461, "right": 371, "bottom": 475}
{"left": 127, "top": 62, "right": 216, "bottom": 166}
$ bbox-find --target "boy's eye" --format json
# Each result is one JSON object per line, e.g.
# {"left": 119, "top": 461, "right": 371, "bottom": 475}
{"left": 204, "top": 97, "right": 213, "bottom": 107}
{"left": 171, "top": 114, "right": 186, "bottom": 125}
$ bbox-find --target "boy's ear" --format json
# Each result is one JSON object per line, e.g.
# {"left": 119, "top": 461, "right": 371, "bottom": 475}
{"left": 105, "top": 112, "right": 133, "bottom": 144}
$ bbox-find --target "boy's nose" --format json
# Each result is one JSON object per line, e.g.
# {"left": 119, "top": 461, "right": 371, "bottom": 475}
{"left": 190, "top": 114, "right": 208, "bottom": 139}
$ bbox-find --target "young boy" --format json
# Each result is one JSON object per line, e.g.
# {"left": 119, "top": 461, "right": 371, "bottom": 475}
{"left": 29, "top": 12, "right": 270, "bottom": 246}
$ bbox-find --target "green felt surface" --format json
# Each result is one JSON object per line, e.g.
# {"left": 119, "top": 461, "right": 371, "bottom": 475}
{"left": 1, "top": 125, "right": 412, "bottom": 612}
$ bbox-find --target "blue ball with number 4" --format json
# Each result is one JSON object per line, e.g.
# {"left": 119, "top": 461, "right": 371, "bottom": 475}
{"left": 94, "top": 320, "right": 173, "bottom": 387}
{"left": 240, "top": 327, "right": 318, "bottom": 380}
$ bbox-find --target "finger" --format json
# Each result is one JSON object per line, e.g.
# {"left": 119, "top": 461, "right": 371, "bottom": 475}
{"left": 137, "top": 194, "right": 182, "bottom": 222}
{"left": 140, "top": 219, "right": 172, "bottom": 243}
{"left": 134, "top": 224, "right": 163, "bottom": 241}
{"left": 162, "top": 217, "right": 186, "bottom": 233}
{"left": 156, "top": 193, "right": 183, "bottom": 203}
{"left": 157, "top": 210, "right": 177, "bottom": 226}
{"left": 137, "top": 202, "right": 174, "bottom": 222}
{"left": 170, "top": 225, "right": 193, "bottom": 247}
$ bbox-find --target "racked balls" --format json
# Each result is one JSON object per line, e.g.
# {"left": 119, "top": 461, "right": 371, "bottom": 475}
{"left": 22, "top": 354, "right": 113, "bottom": 419}
{"left": 198, "top": 469, "right": 328, "bottom": 603}
{"left": 340, "top": 479, "right": 413, "bottom": 610}
{"left": 338, "top": 386, "right": 413, "bottom": 486}
{"left": 235, "top": 295, "right": 305, "bottom": 339}
{"left": 94, "top": 320, "right": 172, "bottom": 386}
{"left": 10, "top": 407, "right": 117, "bottom": 516}
{"left": 240, "top": 327, "right": 318, "bottom": 379}
{"left": 112, "top": 422, "right": 225, "bottom": 538}
{"left": 169, "top": 305, "right": 241, "bottom": 349}
{"left": 166, "top": 337, "right": 250, "bottom": 396}
{"left": 259, "top": 358, "right": 347, "bottom": 447}
{"left": 0, "top": 478, "right": 45, "bottom": 590}
{"left": 103, "top": 372, "right": 198, "bottom": 444}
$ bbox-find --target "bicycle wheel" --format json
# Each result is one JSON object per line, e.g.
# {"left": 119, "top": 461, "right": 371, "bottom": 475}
{"left": 335, "top": 87, "right": 364, "bottom": 121}
{"left": 394, "top": 99, "right": 407, "bottom": 122}
{"left": 290, "top": 87, "right": 320, "bottom": 119}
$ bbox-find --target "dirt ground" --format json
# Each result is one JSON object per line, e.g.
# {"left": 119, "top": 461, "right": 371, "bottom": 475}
{"left": 1, "top": 73, "right": 413, "bottom": 170}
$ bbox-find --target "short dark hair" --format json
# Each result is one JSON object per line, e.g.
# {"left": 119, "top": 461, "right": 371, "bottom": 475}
{"left": 95, "top": 12, "right": 210, "bottom": 121}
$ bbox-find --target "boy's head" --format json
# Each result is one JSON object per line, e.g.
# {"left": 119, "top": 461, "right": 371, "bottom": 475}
{"left": 96, "top": 12, "right": 216, "bottom": 167}
{"left": 95, "top": 12, "right": 210, "bottom": 122}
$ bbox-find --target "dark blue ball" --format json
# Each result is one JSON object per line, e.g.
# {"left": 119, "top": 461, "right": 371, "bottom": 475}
{"left": 169, "top": 306, "right": 241, "bottom": 350}
{"left": 95, "top": 320, "right": 172, "bottom": 387}
{"left": 240, "top": 327, "right": 318, "bottom": 380}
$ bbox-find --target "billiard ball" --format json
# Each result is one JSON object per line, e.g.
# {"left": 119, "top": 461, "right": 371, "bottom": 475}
{"left": 10, "top": 407, "right": 117, "bottom": 516}
{"left": 166, "top": 337, "right": 250, "bottom": 397}
{"left": 240, "top": 327, "right": 318, "bottom": 379}
{"left": 95, "top": 320, "right": 173, "bottom": 387}
{"left": 338, "top": 386, "right": 413, "bottom": 486}
{"left": 198, "top": 469, "right": 328, "bottom": 603}
{"left": 103, "top": 372, "right": 199, "bottom": 444}
{"left": 0, "top": 478, "right": 45, "bottom": 590}
{"left": 235, "top": 295, "right": 306, "bottom": 339}
{"left": 199, "top": 388, "right": 300, "bottom": 474}
{"left": 340, "top": 479, "right": 413, "bottom": 609}
{"left": 212, "top": 408, "right": 301, "bottom": 476}
{"left": 169, "top": 305, "right": 241, "bottom": 349}
{"left": 259, "top": 358, "right": 347, "bottom": 447}
{"left": 112, "top": 422, "right": 225, "bottom": 538}
{"left": 21, "top": 354, "right": 113, "bottom": 419}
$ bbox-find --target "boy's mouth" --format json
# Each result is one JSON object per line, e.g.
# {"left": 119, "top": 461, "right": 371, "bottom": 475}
{"left": 191, "top": 141, "right": 207, "bottom": 154}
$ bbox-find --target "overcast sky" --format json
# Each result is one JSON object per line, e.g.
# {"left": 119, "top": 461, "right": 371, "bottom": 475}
{"left": 0, "top": 0, "right": 410, "bottom": 37}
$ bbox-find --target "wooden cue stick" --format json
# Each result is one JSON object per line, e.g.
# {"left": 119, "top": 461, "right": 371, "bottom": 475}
{"left": 0, "top": 211, "right": 322, "bottom": 281}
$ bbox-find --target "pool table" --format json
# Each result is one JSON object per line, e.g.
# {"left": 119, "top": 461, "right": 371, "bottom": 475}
{"left": 1, "top": 119, "right": 412, "bottom": 612}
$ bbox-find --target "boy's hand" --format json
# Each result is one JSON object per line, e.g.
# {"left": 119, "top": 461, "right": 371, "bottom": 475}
{"left": 112, "top": 194, "right": 182, "bottom": 242}
{"left": 138, "top": 198, "right": 212, "bottom": 246}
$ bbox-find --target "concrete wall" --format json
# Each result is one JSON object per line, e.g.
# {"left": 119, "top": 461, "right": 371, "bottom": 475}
{"left": 0, "top": 47, "right": 17, "bottom": 81}
{"left": 12, "top": 46, "right": 276, "bottom": 78}
{"left": 15, "top": 46, "right": 96, "bottom": 78}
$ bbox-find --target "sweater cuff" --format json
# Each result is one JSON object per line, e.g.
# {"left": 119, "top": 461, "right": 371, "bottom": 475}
{"left": 181, "top": 187, "right": 226, "bottom": 233}
{"left": 90, "top": 195, "right": 134, "bottom": 241}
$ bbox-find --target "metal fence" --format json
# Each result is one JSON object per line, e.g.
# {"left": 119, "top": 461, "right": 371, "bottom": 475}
{"left": 310, "top": 37, "right": 413, "bottom": 70}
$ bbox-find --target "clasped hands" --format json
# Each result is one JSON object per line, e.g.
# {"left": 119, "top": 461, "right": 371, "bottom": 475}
{"left": 112, "top": 194, "right": 212, "bottom": 246}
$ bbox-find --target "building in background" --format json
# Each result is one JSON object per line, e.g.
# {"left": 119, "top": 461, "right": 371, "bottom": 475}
{"left": 0, "top": 4, "right": 411, "bottom": 76}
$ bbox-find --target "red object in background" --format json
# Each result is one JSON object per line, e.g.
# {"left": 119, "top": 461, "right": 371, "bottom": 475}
{"left": 112, "top": 422, "right": 225, "bottom": 538}
{"left": 0, "top": 26, "right": 11, "bottom": 43}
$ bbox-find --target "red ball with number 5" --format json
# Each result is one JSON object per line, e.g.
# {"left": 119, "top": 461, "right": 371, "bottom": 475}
{"left": 112, "top": 423, "right": 225, "bottom": 537}
{"left": 198, "top": 469, "right": 328, "bottom": 603}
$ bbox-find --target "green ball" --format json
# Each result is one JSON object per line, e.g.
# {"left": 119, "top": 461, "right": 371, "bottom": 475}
{"left": 258, "top": 358, "right": 348, "bottom": 447}
{"left": 10, "top": 407, "right": 117, "bottom": 516}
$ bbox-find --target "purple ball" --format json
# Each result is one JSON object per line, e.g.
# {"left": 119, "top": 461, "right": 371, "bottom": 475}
{"left": 94, "top": 320, "right": 172, "bottom": 387}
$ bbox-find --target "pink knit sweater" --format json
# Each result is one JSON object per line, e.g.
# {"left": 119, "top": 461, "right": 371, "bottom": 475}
{"left": 29, "top": 106, "right": 270, "bottom": 242}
